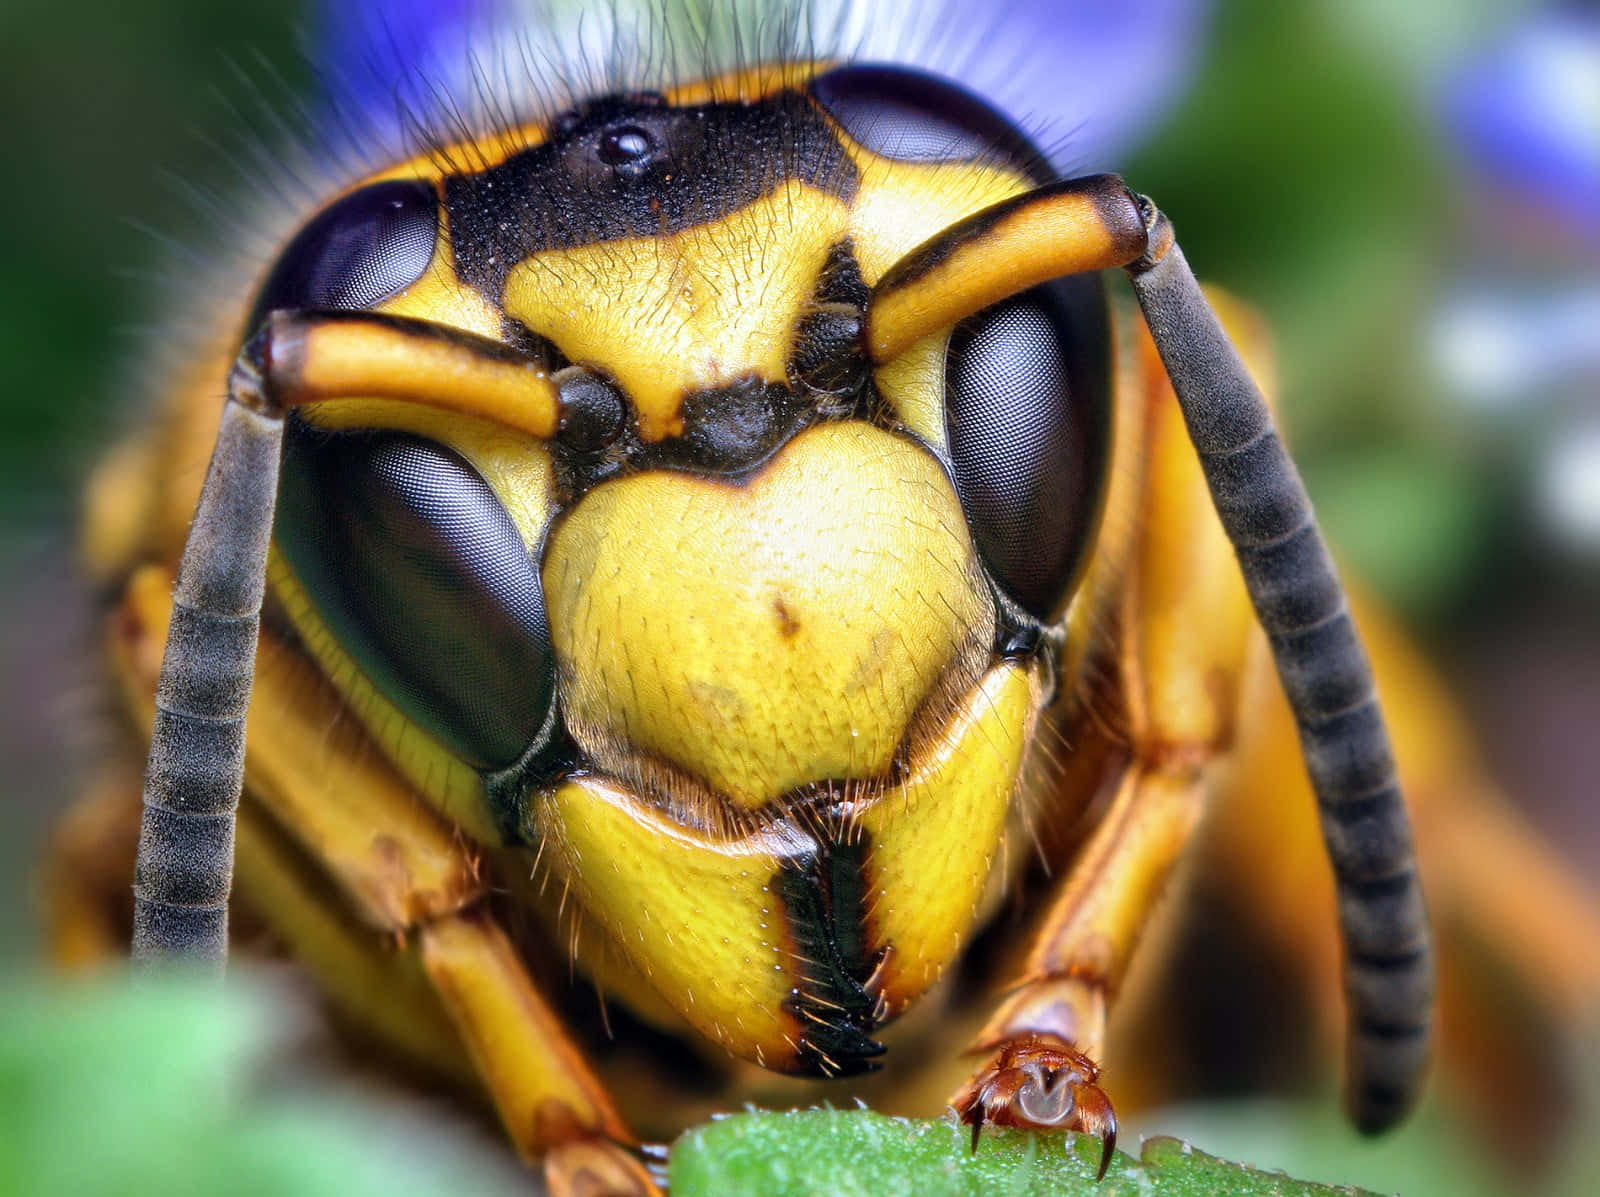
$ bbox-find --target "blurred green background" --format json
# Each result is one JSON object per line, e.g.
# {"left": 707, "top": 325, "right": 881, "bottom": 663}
{"left": 0, "top": 0, "right": 310, "bottom": 961}
{"left": 0, "top": 0, "right": 1594, "bottom": 1192}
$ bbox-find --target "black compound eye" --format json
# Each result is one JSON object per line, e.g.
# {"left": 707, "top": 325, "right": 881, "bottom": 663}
{"left": 276, "top": 425, "right": 555, "bottom": 773}
{"left": 808, "top": 64, "right": 1047, "bottom": 179}
{"left": 249, "top": 179, "right": 437, "bottom": 330}
{"left": 945, "top": 276, "right": 1112, "bottom": 621}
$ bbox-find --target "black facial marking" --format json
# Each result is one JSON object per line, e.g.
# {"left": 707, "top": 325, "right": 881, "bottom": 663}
{"left": 499, "top": 315, "right": 565, "bottom": 368}
{"left": 670, "top": 377, "right": 812, "bottom": 473}
{"left": 482, "top": 728, "right": 582, "bottom": 844}
{"left": 945, "top": 276, "right": 1112, "bottom": 621}
{"left": 774, "top": 828, "right": 886, "bottom": 1077}
{"left": 790, "top": 304, "right": 867, "bottom": 396}
{"left": 249, "top": 179, "right": 437, "bottom": 332}
{"left": 789, "top": 241, "right": 871, "bottom": 399}
{"left": 997, "top": 621, "right": 1043, "bottom": 660}
{"left": 548, "top": 373, "right": 829, "bottom": 500}
{"left": 276, "top": 423, "right": 556, "bottom": 773}
{"left": 554, "top": 367, "right": 629, "bottom": 454}
{"left": 809, "top": 63, "right": 1051, "bottom": 182}
{"left": 812, "top": 239, "right": 872, "bottom": 310}
{"left": 446, "top": 94, "right": 858, "bottom": 302}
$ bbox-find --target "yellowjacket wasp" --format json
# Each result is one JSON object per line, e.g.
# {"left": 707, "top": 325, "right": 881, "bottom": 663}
{"left": 45, "top": 3, "right": 1600, "bottom": 1192}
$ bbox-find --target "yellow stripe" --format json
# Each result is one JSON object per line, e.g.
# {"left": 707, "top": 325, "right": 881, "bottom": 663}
{"left": 279, "top": 314, "right": 562, "bottom": 439}
{"left": 868, "top": 182, "right": 1146, "bottom": 362}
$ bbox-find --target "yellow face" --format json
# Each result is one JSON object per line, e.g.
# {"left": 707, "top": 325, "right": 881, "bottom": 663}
{"left": 240, "top": 63, "right": 1118, "bottom": 1075}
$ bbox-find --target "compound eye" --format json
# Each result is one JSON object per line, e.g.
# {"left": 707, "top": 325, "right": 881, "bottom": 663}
{"left": 249, "top": 178, "right": 437, "bottom": 330}
{"left": 945, "top": 276, "right": 1112, "bottom": 621}
{"left": 276, "top": 426, "right": 556, "bottom": 773}
{"left": 808, "top": 63, "right": 1044, "bottom": 177}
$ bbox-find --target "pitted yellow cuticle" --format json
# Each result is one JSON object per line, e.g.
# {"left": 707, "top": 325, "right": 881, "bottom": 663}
{"left": 543, "top": 421, "right": 993, "bottom": 811}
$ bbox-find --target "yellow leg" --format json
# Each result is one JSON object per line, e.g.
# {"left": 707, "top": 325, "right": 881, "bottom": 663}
{"left": 953, "top": 289, "right": 1268, "bottom": 1156}
{"left": 107, "top": 564, "right": 657, "bottom": 1192}
{"left": 418, "top": 912, "right": 632, "bottom": 1152}
{"left": 970, "top": 766, "right": 1205, "bottom": 1064}
{"left": 232, "top": 798, "right": 473, "bottom": 1086}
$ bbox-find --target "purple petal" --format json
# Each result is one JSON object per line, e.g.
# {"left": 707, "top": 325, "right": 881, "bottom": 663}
{"left": 305, "top": 0, "right": 1209, "bottom": 168}
{"left": 886, "top": 0, "right": 1214, "bottom": 169}
{"left": 1442, "top": 7, "right": 1600, "bottom": 243}
{"left": 312, "top": 0, "right": 497, "bottom": 135}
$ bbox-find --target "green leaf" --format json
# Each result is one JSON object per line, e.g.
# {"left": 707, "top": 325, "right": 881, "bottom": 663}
{"left": 668, "top": 1109, "right": 1382, "bottom": 1197}
{"left": 0, "top": 971, "right": 523, "bottom": 1197}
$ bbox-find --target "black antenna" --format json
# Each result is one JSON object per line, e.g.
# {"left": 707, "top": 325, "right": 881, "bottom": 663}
{"left": 131, "top": 350, "right": 283, "bottom": 967}
{"left": 1125, "top": 201, "right": 1433, "bottom": 1131}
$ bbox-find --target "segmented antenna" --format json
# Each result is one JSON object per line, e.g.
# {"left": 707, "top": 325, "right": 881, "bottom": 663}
{"left": 1125, "top": 202, "right": 1434, "bottom": 1131}
{"left": 132, "top": 354, "right": 283, "bottom": 966}
{"left": 129, "top": 310, "right": 564, "bottom": 966}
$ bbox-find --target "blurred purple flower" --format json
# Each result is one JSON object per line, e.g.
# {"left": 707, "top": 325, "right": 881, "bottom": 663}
{"left": 308, "top": 0, "right": 1210, "bottom": 169}
{"left": 1431, "top": 3, "right": 1600, "bottom": 399}
{"left": 855, "top": 0, "right": 1212, "bottom": 169}
{"left": 1442, "top": 5, "right": 1600, "bottom": 246}
{"left": 1432, "top": 5, "right": 1600, "bottom": 561}
{"left": 312, "top": 0, "right": 489, "bottom": 136}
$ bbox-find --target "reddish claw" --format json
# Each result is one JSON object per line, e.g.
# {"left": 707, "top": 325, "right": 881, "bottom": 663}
{"left": 951, "top": 1034, "right": 1118, "bottom": 1181}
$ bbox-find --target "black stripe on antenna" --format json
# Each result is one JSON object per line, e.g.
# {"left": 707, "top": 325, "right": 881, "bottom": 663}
{"left": 132, "top": 352, "right": 284, "bottom": 968}
{"left": 1125, "top": 203, "right": 1433, "bottom": 1131}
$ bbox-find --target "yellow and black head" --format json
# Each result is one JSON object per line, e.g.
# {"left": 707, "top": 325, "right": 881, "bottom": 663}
{"left": 133, "top": 42, "right": 1432, "bottom": 1129}
{"left": 252, "top": 62, "right": 1131, "bottom": 1076}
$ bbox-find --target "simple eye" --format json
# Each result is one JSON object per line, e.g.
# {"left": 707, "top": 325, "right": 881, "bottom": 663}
{"left": 808, "top": 63, "right": 1045, "bottom": 177}
{"left": 249, "top": 179, "right": 437, "bottom": 330}
{"left": 275, "top": 426, "right": 555, "bottom": 772}
{"left": 597, "top": 124, "right": 655, "bottom": 166}
{"left": 945, "top": 276, "right": 1112, "bottom": 621}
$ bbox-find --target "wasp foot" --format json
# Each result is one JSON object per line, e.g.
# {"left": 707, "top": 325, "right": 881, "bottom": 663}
{"left": 950, "top": 1033, "right": 1118, "bottom": 1181}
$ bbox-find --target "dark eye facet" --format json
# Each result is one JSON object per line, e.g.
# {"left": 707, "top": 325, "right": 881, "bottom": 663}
{"left": 276, "top": 426, "right": 555, "bottom": 772}
{"left": 808, "top": 63, "right": 1047, "bottom": 179}
{"left": 249, "top": 179, "right": 437, "bottom": 330}
{"left": 945, "top": 276, "right": 1112, "bottom": 620}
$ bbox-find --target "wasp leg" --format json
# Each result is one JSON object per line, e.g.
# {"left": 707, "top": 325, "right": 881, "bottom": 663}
{"left": 235, "top": 800, "right": 658, "bottom": 1195}
{"left": 954, "top": 290, "right": 1268, "bottom": 1170}
{"left": 230, "top": 796, "right": 470, "bottom": 1081}
{"left": 956, "top": 766, "right": 1204, "bottom": 1178}
{"left": 111, "top": 563, "right": 657, "bottom": 1193}
{"left": 113, "top": 565, "right": 484, "bottom": 931}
